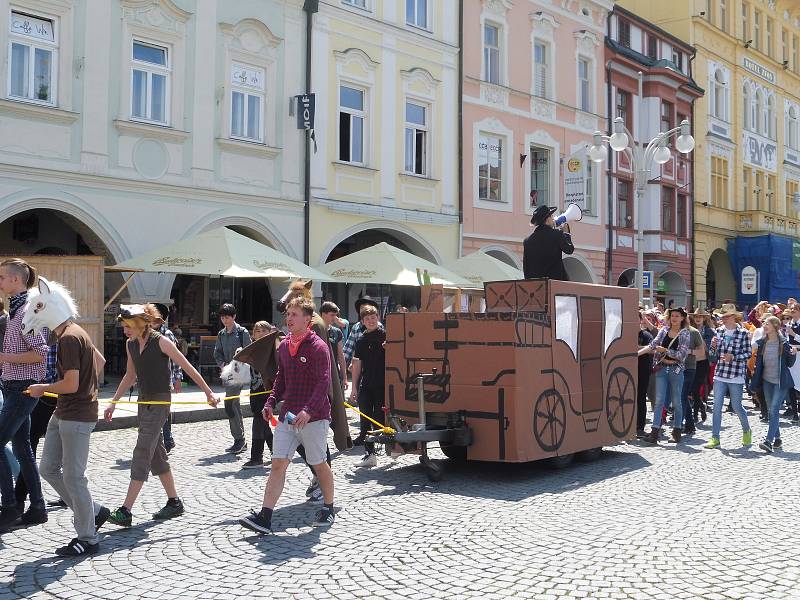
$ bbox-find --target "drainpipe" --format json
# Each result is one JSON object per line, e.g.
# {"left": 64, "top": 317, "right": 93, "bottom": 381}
{"left": 457, "top": 0, "right": 464, "bottom": 258}
{"left": 606, "top": 60, "right": 614, "bottom": 286}
{"left": 605, "top": 10, "right": 614, "bottom": 285}
{"left": 689, "top": 46, "right": 697, "bottom": 308}
{"left": 302, "top": 0, "right": 319, "bottom": 264}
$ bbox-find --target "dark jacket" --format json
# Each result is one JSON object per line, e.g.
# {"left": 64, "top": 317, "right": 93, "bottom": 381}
{"left": 750, "top": 336, "right": 796, "bottom": 391}
{"left": 523, "top": 224, "right": 575, "bottom": 280}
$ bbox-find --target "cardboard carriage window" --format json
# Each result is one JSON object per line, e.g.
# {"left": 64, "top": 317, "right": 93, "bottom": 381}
{"left": 603, "top": 298, "right": 623, "bottom": 353}
{"left": 554, "top": 295, "right": 578, "bottom": 360}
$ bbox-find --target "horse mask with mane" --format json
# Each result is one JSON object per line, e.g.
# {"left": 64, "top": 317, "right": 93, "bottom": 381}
{"left": 276, "top": 279, "right": 313, "bottom": 314}
{"left": 22, "top": 276, "right": 79, "bottom": 336}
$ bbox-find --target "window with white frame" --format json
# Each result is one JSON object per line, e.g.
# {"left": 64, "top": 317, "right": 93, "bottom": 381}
{"left": 530, "top": 146, "right": 551, "bottom": 208}
{"left": 483, "top": 23, "right": 500, "bottom": 84}
{"left": 131, "top": 40, "right": 169, "bottom": 124}
{"left": 404, "top": 101, "right": 427, "bottom": 175}
{"left": 229, "top": 64, "right": 264, "bottom": 142}
{"left": 533, "top": 41, "right": 549, "bottom": 98}
{"left": 743, "top": 84, "right": 753, "bottom": 130}
{"left": 578, "top": 57, "right": 591, "bottom": 111}
{"left": 787, "top": 105, "right": 799, "bottom": 150}
{"left": 584, "top": 161, "right": 595, "bottom": 215}
{"left": 406, "top": 0, "right": 427, "bottom": 29}
{"left": 343, "top": 0, "right": 367, "bottom": 8}
{"left": 339, "top": 85, "right": 365, "bottom": 164}
{"left": 711, "top": 68, "right": 728, "bottom": 120}
{"left": 478, "top": 134, "right": 503, "bottom": 202}
{"left": 766, "top": 94, "right": 776, "bottom": 139}
{"left": 8, "top": 11, "right": 57, "bottom": 104}
{"left": 756, "top": 89, "right": 765, "bottom": 135}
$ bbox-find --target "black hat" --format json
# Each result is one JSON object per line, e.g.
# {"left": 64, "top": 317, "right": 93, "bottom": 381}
{"left": 531, "top": 205, "right": 558, "bottom": 225}
{"left": 153, "top": 303, "right": 170, "bottom": 322}
{"left": 354, "top": 296, "right": 379, "bottom": 313}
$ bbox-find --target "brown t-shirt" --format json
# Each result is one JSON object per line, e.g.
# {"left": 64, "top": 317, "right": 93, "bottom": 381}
{"left": 54, "top": 322, "right": 98, "bottom": 423}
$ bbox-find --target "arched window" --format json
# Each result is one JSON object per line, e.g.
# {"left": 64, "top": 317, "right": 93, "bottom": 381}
{"left": 713, "top": 68, "right": 727, "bottom": 120}
{"left": 756, "top": 89, "right": 765, "bottom": 135}
{"left": 743, "top": 84, "right": 751, "bottom": 130}
{"left": 767, "top": 94, "right": 776, "bottom": 139}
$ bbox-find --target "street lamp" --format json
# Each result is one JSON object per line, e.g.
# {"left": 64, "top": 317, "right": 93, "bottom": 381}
{"left": 588, "top": 115, "right": 695, "bottom": 306}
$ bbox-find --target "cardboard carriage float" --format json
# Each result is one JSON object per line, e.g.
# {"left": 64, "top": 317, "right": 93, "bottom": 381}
{"left": 374, "top": 278, "right": 639, "bottom": 481}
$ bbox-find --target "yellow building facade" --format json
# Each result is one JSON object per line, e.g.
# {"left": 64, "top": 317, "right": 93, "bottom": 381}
{"left": 620, "top": 0, "right": 800, "bottom": 306}
{"left": 309, "top": 1, "right": 460, "bottom": 313}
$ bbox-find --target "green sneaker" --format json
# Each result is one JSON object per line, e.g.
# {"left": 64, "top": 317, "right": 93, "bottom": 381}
{"left": 704, "top": 437, "right": 721, "bottom": 449}
{"left": 742, "top": 429, "right": 752, "bottom": 446}
{"left": 152, "top": 500, "right": 184, "bottom": 520}
{"left": 107, "top": 507, "right": 132, "bottom": 527}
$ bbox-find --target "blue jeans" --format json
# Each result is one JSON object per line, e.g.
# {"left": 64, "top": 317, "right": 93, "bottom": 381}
{"left": 761, "top": 380, "right": 786, "bottom": 443}
{"left": 711, "top": 380, "right": 750, "bottom": 440}
{"left": 0, "top": 387, "right": 44, "bottom": 509}
{"left": 681, "top": 368, "right": 696, "bottom": 431}
{"left": 0, "top": 389, "right": 20, "bottom": 480}
{"left": 654, "top": 368, "right": 684, "bottom": 429}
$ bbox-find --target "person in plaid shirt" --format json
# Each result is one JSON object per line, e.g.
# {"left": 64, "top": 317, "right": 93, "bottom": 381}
{"left": 642, "top": 307, "right": 691, "bottom": 444}
{"left": 704, "top": 304, "right": 753, "bottom": 449}
{"left": 0, "top": 259, "right": 49, "bottom": 530}
{"left": 239, "top": 296, "right": 335, "bottom": 534}
{"left": 342, "top": 296, "right": 383, "bottom": 366}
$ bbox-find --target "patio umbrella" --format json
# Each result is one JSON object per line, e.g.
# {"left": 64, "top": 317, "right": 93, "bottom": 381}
{"left": 318, "top": 242, "right": 471, "bottom": 287}
{"left": 443, "top": 251, "right": 523, "bottom": 286}
{"left": 108, "top": 227, "right": 333, "bottom": 281}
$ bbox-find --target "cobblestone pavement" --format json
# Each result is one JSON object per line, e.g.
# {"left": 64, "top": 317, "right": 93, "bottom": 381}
{"left": 1, "top": 407, "right": 799, "bottom": 600}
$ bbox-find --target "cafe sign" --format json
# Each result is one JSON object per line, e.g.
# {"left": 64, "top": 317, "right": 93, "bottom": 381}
{"left": 743, "top": 57, "right": 776, "bottom": 84}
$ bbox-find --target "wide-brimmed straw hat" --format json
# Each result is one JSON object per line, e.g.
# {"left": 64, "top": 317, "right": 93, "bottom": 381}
{"left": 689, "top": 307, "right": 710, "bottom": 317}
{"left": 713, "top": 303, "right": 742, "bottom": 318}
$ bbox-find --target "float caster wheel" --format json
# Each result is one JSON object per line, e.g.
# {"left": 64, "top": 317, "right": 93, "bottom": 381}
{"left": 420, "top": 457, "right": 443, "bottom": 482}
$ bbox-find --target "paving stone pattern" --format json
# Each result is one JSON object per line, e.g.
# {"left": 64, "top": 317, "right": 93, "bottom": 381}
{"left": 1, "top": 409, "right": 799, "bottom": 599}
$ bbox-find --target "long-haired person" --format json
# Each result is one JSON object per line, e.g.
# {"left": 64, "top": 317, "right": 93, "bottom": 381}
{"left": 751, "top": 315, "right": 796, "bottom": 453}
{"left": 641, "top": 307, "right": 690, "bottom": 444}
{"left": 689, "top": 309, "right": 714, "bottom": 423}
{"left": 103, "top": 305, "right": 217, "bottom": 527}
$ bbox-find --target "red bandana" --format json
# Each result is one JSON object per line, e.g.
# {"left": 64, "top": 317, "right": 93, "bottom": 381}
{"left": 288, "top": 327, "right": 312, "bottom": 357}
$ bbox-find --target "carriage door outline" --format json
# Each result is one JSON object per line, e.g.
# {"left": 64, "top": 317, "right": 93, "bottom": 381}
{"left": 579, "top": 297, "right": 603, "bottom": 415}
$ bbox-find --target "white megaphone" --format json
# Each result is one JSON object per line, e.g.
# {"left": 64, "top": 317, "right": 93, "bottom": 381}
{"left": 554, "top": 203, "right": 583, "bottom": 228}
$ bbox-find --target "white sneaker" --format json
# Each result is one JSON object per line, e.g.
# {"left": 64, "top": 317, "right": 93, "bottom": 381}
{"left": 358, "top": 453, "right": 377, "bottom": 468}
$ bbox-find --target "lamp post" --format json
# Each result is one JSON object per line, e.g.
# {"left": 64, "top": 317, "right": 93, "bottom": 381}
{"left": 588, "top": 115, "right": 695, "bottom": 306}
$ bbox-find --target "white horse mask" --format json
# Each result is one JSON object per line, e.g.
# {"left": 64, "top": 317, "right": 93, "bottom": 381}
{"left": 21, "top": 276, "right": 79, "bottom": 336}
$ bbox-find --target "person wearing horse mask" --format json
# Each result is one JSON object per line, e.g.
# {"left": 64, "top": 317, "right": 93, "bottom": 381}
{"left": 23, "top": 277, "right": 111, "bottom": 556}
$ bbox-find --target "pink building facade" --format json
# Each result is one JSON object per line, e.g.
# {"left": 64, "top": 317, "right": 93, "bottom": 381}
{"left": 462, "top": 0, "right": 614, "bottom": 282}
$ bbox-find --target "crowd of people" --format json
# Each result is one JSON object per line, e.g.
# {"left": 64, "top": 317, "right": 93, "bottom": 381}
{"left": 637, "top": 298, "right": 800, "bottom": 452}
{"left": 2, "top": 253, "right": 796, "bottom": 557}
{"left": 0, "top": 257, "right": 393, "bottom": 554}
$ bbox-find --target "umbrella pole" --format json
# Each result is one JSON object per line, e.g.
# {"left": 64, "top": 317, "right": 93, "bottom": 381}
{"left": 103, "top": 272, "right": 136, "bottom": 311}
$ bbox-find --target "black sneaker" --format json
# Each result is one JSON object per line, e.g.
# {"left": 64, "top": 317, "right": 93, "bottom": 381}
{"left": 759, "top": 416, "right": 769, "bottom": 423}
{"left": 305, "top": 477, "right": 319, "bottom": 498}
{"left": 55, "top": 538, "right": 99, "bottom": 557}
{"left": 311, "top": 508, "right": 335, "bottom": 527}
{"left": 95, "top": 506, "right": 111, "bottom": 532}
{"left": 241, "top": 459, "right": 264, "bottom": 469}
{"left": 0, "top": 505, "right": 21, "bottom": 531}
{"left": 20, "top": 506, "right": 48, "bottom": 525}
{"left": 774, "top": 438, "right": 783, "bottom": 448}
{"left": 48, "top": 499, "right": 68, "bottom": 508}
{"left": 352, "top": 435, "right": 365, "bottom": 447}
{"left": 239, "top": 510, "right": 272, "bottom": 535}
{"left": 759, "top": 440, "right": 773, "bottom": 453}
{"left": 229, "top": 440, "right": 248, "bottom": 454}
{"left": 782, "top": 408, "right": 796, "bottom": 418}
{"left": 153, "top": 500, "right": 184, "bottom": 520}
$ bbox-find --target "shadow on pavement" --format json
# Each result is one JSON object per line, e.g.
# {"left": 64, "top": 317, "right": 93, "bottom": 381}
{"left": 346, "top": 447, "right": 651, "bottom": 503}
{"left": 234, "top": 504, "right": 325, "bottom": 566}
{"left": 109, "top": 458, "right": 132, "bottom": 471}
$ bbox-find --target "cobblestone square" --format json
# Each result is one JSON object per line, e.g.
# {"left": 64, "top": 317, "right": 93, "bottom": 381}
{"left": 1, "top": 409, "right": 799, "bottom": 599}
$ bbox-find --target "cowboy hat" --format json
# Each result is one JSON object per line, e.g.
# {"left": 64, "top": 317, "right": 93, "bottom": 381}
{"left": 530, "top": 205, "right": 558, "bottom": 226}
{"left": 116, "top": 304, "right": 151, "bottom": 322}
{"left": 666, "top": 306, "right": 687, "bottom": 318}
{"left": 713, "top": 303, "right": 742, "bottom": 318}
{"left": 354, "top": 295, "right": 379, "bottom": 313}
{"left": 689, "top": 307, "right": 710, "bottom": 317}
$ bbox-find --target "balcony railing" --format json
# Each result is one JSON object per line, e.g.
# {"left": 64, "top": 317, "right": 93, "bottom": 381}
{"left": 736, "top": 210, "right": 800, "bottom": 236}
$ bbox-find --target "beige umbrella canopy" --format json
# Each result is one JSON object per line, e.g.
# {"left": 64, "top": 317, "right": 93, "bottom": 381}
{"left": 109, "top": 227, "right": 334, "bottom": 281}
{"left": 319, "top": 242, "right": 471, "bottom": 287}
{"left": 443, "top": 251, "right": 523, "bottom": 286}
